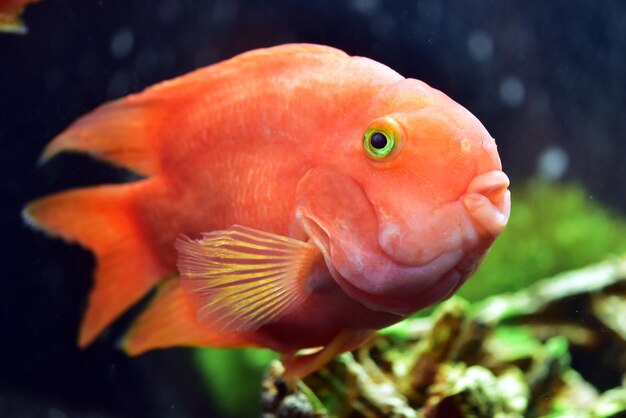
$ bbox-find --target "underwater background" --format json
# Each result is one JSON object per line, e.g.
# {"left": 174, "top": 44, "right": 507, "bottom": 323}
{"left": 1, "top": 0, "right": 626, "bottom": 417}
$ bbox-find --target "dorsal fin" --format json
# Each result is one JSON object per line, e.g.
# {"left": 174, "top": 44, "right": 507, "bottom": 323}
{"left": 38, "top": 44, "right": 347, "bottom": 177}
{"left": 40, "top": 96, "right": 165, "bottom": 176}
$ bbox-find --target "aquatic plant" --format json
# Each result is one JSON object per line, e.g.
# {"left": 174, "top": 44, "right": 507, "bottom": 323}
{"left": 195, "top": 348, "right": 276, "bottom": 416}
{"left": 264, "top": 256, "right": 626, "bottom": 417}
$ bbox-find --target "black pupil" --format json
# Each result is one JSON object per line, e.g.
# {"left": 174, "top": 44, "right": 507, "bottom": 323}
{"left": 370, "top": 132, "right": 388, "bottom": 149}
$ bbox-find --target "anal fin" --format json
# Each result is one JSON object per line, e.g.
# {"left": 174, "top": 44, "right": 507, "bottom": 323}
{"left": 123, "top": 279, "right": 258, "bottom": 355}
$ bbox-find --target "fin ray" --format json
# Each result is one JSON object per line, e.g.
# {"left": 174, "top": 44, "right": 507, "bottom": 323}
{"left": 176, "top": 225, "right": 319, "bottom": 332}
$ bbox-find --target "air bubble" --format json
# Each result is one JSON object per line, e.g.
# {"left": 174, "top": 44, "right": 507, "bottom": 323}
{"left": 499, "top": 76, "right": 525, "bottom": 107}
{"left": 468, "top": 30, "right": 494, "bottom": 61}
{"left": 351, "top": 0, "right": 378, "bottom": 13}
{"left": 110, "top": 28, "right": 134, "bottom": 60}
{"left": 537, "top": 146, "right": 569, "bottom": 180}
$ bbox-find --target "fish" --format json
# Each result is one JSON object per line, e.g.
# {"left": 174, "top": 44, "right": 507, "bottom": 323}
{"left": 24, "top": 43, "right": 511, "bottom": 380}
{"left": 0, "top": 0, "right": 39, "bottom": 34}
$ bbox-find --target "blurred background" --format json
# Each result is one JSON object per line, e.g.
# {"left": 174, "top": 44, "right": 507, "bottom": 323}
{"left": 1, "top": 0, "right": 626, "bottom": 417}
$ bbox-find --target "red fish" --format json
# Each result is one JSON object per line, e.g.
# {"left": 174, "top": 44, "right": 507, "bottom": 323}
{"left": 0, "top": 0, "right": 39, "bottom": 34}
{"left": 24, "top": 44, "right": 510, "bottom": 379}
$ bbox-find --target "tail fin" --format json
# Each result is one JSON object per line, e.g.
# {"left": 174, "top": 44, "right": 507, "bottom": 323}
{"left": 27, "top": 47, "right": 218, "bottom": 347}
{"left": 23, "top": 183, "right": 166, "bottom": 347}
{"left": 123, "top": 279, "right": 257, "bottom": 355}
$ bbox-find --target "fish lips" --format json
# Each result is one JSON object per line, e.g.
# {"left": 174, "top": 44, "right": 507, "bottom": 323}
{"left": 377, "top": 170, "right": 510, "bottom": 268}
{"left": 462, "top": 170, "right": 511, "bottom": 238}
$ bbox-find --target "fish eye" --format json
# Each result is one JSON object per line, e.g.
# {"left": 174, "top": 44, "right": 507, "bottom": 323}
{"left": 364, "top": 128, "right": 395, "bottom": 158}
{"left": 370, "top": 132, "right": 389, "bottom": 149}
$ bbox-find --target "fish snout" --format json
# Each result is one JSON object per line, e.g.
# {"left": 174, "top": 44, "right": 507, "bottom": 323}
{"left": 462, "top": 170, "right": 511, "bottom": 237}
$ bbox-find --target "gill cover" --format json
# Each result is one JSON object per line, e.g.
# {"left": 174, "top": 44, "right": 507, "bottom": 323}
{"left": 295, "top": 167, "right": 436, "bottom": 311}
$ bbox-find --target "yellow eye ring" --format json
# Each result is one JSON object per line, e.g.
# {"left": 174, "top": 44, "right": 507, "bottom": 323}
{"left": 364, "top": 129, "right": 395, "bottom": 158}
{"left": 363, "top": 116, "right": 402, "bottom": 159}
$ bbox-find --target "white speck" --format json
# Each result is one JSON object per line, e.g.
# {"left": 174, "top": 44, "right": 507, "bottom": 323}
{"left": 467, "top": 30, "right": 493, "bottom": 61}
{"left": 537, "top": 146, "right": 569, "bottom": 180}
{"left": 379, "top": 223, "right": 400, "bottom": 251}
{"left": 348, "top": 251, "right": 365, "bottom": 271}
{"left": 351, "top": 0, "right": 378, "bottom": 13}
{"left": 417, "top": 0, "right": 443, "bottom": 24}
{"left": 460, "top": 138, "right": 472, "bottom": 154}
{"left": 110, "top": 28, "right": 134, "bottom": 60}
{"left": 499, "top": 76, "right": 525, "bottom": 107}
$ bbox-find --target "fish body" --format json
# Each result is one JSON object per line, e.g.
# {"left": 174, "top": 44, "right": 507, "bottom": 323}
{"left": 25, "top": 44, "right": 510, "bottom": 378}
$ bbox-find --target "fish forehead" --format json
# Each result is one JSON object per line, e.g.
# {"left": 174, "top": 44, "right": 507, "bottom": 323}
{"left": 157, "top": 52, "right": 403, "bottom": 171}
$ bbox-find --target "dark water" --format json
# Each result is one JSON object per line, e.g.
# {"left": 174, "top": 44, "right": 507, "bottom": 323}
{"left": 1, "top": 1, "right": 625, "bottom": 417}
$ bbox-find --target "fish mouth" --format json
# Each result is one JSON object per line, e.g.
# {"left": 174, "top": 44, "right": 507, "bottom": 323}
{"left": 462, "top": 170, "right": 511, "bottom": 238}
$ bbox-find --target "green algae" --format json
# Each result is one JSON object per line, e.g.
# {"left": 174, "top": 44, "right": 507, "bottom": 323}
{"left": 460, "top": 181, "right": 626, "bottom": 301}
{"left": 194, "top": 348, "right": 277, "bottom": 417}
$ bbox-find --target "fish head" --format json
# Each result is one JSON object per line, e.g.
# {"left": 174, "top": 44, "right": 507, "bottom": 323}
{"left": 369, "top": 79, "right": 510, "bottom": 266}
{"left": 296, "top": 78, "right": 510, "bottom": 315}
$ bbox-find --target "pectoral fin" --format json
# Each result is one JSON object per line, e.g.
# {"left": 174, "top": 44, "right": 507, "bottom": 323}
{"left": 176, "top": 225, "right": 319, "bottom": 332}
